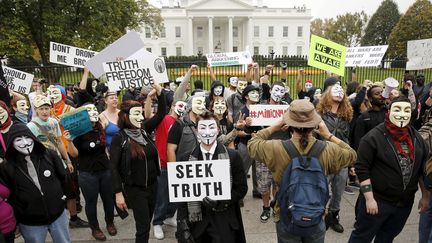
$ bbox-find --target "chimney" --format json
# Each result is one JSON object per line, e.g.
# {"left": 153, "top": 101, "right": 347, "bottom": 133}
{"left": 168, "top": 0, "right": 174, "bottom": 8}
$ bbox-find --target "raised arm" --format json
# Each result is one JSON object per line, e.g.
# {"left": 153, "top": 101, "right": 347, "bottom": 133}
{"left": 296, "top": 69, "right": 304, "bottom": 94}
{"left": 143, "top": 83, "right": 166, "bottom": 133}
{"left": 173, "top": 65, "right": 197, "bottom": 103}
{"left": 79, "top": 67, "right": 90, "bottom": 90}
{"left": 207, "top": 63, "right": 217, "bottom": 82}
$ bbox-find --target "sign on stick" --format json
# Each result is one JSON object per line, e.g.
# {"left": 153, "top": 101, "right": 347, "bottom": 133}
{"left": 407, "top": 38, "right": 432, "bottom": 70}
{"left": 308, "top": 35, "right": 346, "bottom": 76}
{"left": 206, "top": 51, "right": 253, "bottom": 67}
{"left": 49, "top": 42, "right": 98, "bottom": 68}
{"left": 249, "top": 105, "right": 289, "bottom": 126}
{"left": 2, "top": 66, "right": 33, "bottom": 94}
{"left": 345, "top": 45, "right": 388, "bottom": 67}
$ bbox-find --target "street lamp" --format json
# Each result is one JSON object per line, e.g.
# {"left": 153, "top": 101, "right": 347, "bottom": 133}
{"left": 269, "top": 50, "right": 275, "bottom": 59}
{"left": 197, "top": 50, "right": 202, "bottom": 57}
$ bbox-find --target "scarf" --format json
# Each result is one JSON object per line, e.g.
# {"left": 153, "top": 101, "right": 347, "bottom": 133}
{"left": 52, "top": 100, "right": 65, "bottom": 118}
{"left": 15, "top": 112, "right": 28, "bottom": 123}
{"left": 384, "top": 113, "right": 414, "bottom": 161}
{"left": 124, "top": 129, "right": 147, "bottom": 146}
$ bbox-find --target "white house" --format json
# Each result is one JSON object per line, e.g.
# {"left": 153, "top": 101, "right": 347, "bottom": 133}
{"left": 140, "top": 0, "right": 312, "bottom": 57}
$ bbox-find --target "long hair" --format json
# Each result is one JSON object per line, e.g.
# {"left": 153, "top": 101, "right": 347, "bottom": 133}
{"left": 291, "top": 127, "right": 314, "bottom": 150}
{"left": 316, "top": 85, "right": 353, "bottom": 121}
{"left": 118, "top": 100, "right": 145, "bottom": 159}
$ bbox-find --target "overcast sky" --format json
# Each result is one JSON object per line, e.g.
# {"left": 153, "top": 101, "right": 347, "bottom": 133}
{"left": 150, "top": 0, "right": 416, "bottom": 19}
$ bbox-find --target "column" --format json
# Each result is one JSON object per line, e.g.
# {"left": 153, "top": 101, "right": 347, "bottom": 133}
{"left": 228, "top": 16, "right": 233, "bottom": 52}
{"left": 188, "top": 17, "right": 194, "bottom": 55}
{"left": 246, "top": 17, "right": 252, "bottom": 51}
{"left": 208, "top": 17, "right": 214, "bottom": 53}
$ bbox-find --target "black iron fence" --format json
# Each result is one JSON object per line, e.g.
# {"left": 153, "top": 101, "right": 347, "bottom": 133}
{"left": 9, "top": 55, "right": 432, "bottom": 98}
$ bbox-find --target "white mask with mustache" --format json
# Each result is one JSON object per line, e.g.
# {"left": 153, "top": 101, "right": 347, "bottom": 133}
{"left": 84, "top": 104, "right": 99, "bottom": 122}
{"left": 13, "top": 136, "right": 34, "bottom": 155}
{"left": 197, "top": 119, "right": 218, "bottom": 145}
{"left": 129, "top": 107, "right": 144, "bottom": 128}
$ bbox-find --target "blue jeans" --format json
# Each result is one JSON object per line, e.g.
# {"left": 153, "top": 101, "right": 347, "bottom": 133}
{"left": 20, "top": 210, "right": 71, "bottom": 243}
{"left": 327, "top": 167, "right": 348, "bottom": 212}
{"left": 419, "top": 196, "right": 432, "bottom": 243}
{"left": 276, "top": 220, "right": 325, "bottom": 243}
{"left": 78, "top": 170, "right": 115, "bottom": 227}
{"left": 152, "top": 168, "right": 177, "bottom": 225}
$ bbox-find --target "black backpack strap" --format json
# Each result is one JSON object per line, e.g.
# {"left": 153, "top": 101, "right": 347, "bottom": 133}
{"left": 307, "top": 140, "right": 326, "bottom": 158}
{"left": 282, "top": 140, "right": 301, "bottom": 158}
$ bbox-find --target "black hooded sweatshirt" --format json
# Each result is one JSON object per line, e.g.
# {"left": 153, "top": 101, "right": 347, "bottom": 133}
{"left": 0, "top": 123, "right": 66, "bottom": 225}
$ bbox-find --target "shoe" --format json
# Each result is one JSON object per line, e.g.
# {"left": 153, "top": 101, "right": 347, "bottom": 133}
{"left": 344, "top": 187, "right": 355, "bottom": 195}
{"left": 153, "top": 225, "right": 164, "bottom": 240}
{"left": 260, "top": 207, "right": 271, "bottom": 223}
{"left": 106, "top": 223, "right": 117, "bottom": 236}
{"left": 69, "top": 216, "right": 90, "bottom": 228}
{"left": 253, "top": 192, "right": 262, "bottom": 199}
{"left": 325, "top": 211, "right": 344, "bottom": 233}
{"left": 91, "top": 227, "right": 107, "bottom": 241}
{"left": 163, "top": 217, "right": 177, "bottom": 227}
{"left": 348, "top": 181, "right": 360, "bottom": 189}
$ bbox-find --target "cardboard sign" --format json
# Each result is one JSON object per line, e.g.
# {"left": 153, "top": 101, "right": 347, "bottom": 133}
{"left": 168, "top": 159, "right": 231, "bottom": 203}
{"left": 49, "top": 42, "right": 98, "bottom": 68}
{"left": 308, "top": 35, "right": 346, "bottom": 77}
{"left": 2, "top": 66, "right": 33, "bottom": 94}
{"left": 407, "top": 38, "right": 432, "bottom": 70}
{"left": 59, "top": 107, "right": 93, "bottom": 140}
{"left": 249, "top": 104, "right": 289, "bottom": 126}
{"left": 206, "top": 51, "right": 253, "bottom": 67}
{"left": 345, "top": 45, "right": 388, "bottom": 67}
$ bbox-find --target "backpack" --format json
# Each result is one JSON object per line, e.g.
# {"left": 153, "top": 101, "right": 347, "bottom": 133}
{"left": 278, "top": 140, "right": 328, "bottom": 237}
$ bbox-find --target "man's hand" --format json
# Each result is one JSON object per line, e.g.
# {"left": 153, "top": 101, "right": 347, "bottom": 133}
{"left": 235, "top": 113, "right": 246, "bottom": 130}
{"left": 245, "top": 117, "right": 252, "bottom": 127}
{"left": 299, "top": 69, "right": 305, "bottom": 75}
{"left": 405, "top": 80, "right": 413, "bottom": 90}
{"left": 116, "top": 192, "right": 128, "bottom": 211}
{"left": 67, "top": 163, "right": 74, "bottom": 173}
{"left": 150, "top": 79, "right": 162, "bottom": 95}
{"left": 365, "top": 197, "right": 379, "bottom": 215}
{"left": 280, "top": 62, "right": 287, "bottom": 69}
{"left": 190, "top": 64, "right": 198, "bottom": 70}
{"left": 63, "top": 130, "right": 72, "bottom": 141}
{"left": 176, "top": 219, "right": 196, "bottom": 243}
{"left": 315, "top": 121, "right": 331, "bottom": 139}
{"left": 418, "top": 195, "right": 430, "bottom": 213}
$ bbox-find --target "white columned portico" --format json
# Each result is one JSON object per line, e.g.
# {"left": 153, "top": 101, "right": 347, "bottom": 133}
{"left": 246, "top": 17, "right": 253, "bottom": 51}
{"left": 188, "top": 17, "right": 194, "bottom": 55}
{"left": 208, "top": 17, "right": 214, "bottom": 53}
{"left": 228, "top": 16, "right": 233, "bottom": 52}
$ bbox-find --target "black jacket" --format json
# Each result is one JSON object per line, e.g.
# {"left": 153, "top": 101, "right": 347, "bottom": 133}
{"left": 320, "top": 112, "right": 350, "bottom": 144}
{"left": 177, "top": 143, "right": 248, "bottom": 243}
{"left": 355, "top": 123, "right": 429, "bottom": 207}
{"left": 0, "top": 123, "right": 66, "bottom": 225}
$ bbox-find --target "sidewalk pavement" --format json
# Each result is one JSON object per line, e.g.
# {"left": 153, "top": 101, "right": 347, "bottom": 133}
{"left": 17, "top": 178, "right": 422, "bottom": 242}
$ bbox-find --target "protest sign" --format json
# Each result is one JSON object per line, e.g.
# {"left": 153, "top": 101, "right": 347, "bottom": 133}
{"left": 406, "top": 38, "right": 432, "bottom": 70}
{"left": 49, "top": 42, "right": 98, "bottom": 68}
{"left": 345, "top": 45, "right": 388, "bottom": 67}
{"left": 2, "top": 66, "right": 33, "bottom": 94}
{"left": 206, "top": 51, "right": 253, "bottom": 67}
{"left": 168, "top": 159, "right": 231, "bottom": 203}
{"left": 59, "top": 107, "right": 93, "bottom": 140}
{"left": 308, "top": 35, "right": 346, "bottom": 76}
{"left": 249, "top": 104, "right": 289, "bottom": 126}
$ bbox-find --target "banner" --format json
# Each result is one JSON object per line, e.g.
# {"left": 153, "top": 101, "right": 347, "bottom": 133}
{"left": 59, "top": 107, "right": 93, "bottom": 140}
{"left": 2, "top": 66, "right": 33, "bottom": 94}
{"left": 345, "top": 45, "right": 388, "bottom": 67}
{"left": 407, "top": 38, "right": 432, "bottom": 70}
{"left": 206, "top": 51, "right": 253, "bottom": 67}
{"left": 308, "top": 35, "right": 346, "bottom": 76}
{"left": 168, "top": 159, "right": 231, "bottom": 203}
{"left": 249, "top": 104, "right": 289, "bottom": 126}
{"left": 49, "top": 42, "right": 98, "bottom": 68}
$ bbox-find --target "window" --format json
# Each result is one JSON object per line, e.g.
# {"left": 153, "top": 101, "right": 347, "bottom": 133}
{"left": 176, "top": 47, "right": 182, "bottom": 56}
{"left": 254, "top": 46, "right": 259, "bottom": 55}
{"left": 175, "top": 26, "right": 181, "bottom": 38}
{"left": 283, "top": 26, "right": 288, "bottom": 37}
{"left": 161, "top": 47, "right": 167, "bottom": 56}
{"left": 214, "top": 26, "right": 221, "bottom": 38}
{"left": 268, "top": 46, "right": 274, "bottom": 54}
{"left": 197, "top": 26, "right": 203, "bottom": 38}
{"left": 146, "top": 48, "right": 152, "bottom": 53}
{"left": 160, "top": 27, "right": 166, "bottom": 38}
{"left": 297, "top": 46, "right": 302, "bottom": 55}
{"left": 233, "top": 46, "right": 238, "bottom": 52}
{"left": 145, "top": 27, "right": 151, "bottom": 38}
{"left": 233, "top": 26, "right": 238, "bottom": 38}
{"left": 268, "top": 26, "right": 274, "bottom": 37}
{"left": 282, "top": 46, "right": 288, "bottom": 55}
{"left": 254, "top": 26, "right": 259, "bottom": 37}
{"left": 297, "top": 26, "right": 303, "bottom": 37}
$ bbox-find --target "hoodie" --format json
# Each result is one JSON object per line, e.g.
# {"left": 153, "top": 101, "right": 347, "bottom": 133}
{"left": 0, "top": 123, "right": 66, "bottom": 225}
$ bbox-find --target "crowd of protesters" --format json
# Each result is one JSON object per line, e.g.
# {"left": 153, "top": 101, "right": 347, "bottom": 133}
{"left": 0, "top": 60, "right": 432, "bottom": 243}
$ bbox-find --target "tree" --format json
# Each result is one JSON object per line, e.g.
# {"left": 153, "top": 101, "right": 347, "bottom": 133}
{"left": 388, "top": 0, "right": 432, "bottom": 56}
{"left": 0, "top": 0, "right": 163, "bottom": 82}
{"left": 361, "top": 0, "right": 400, "bottom": 46}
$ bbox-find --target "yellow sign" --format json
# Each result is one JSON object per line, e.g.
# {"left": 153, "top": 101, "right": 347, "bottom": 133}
{"left": 308, "top": 35, "right": 346, "bottom": 77}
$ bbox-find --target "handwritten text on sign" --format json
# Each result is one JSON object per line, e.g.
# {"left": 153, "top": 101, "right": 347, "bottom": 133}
{"left": 49, "top": 42, "right": 98, "bottom": 68}
{"left": 59, "top": 107, "right": 93, "bottom": 140}
{"left": 249, "top": 104, "right": 289, "bottom": 126}
{"left": 406, "top": 38, "right": 432, "bottom": 70}
{"left": 167, "top": 160, "right": 231, "bottom": 202}
{"left": 308, "top": 35, "right": 346, "bottom": 77}
{"left": 345, "top": 45, "right": 388, "bottom": 67}
{"left": 2, "top": 66, "right": 33, "bottom": 94}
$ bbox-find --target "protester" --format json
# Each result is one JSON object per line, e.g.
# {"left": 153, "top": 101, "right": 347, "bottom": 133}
{"left": 248, "top": 99, "right": 357, "bottom": 243}
{"left": 99, "top": 91, "right": 120, "bottom": 150}
{"left": 10, "top": 95, "right": 29, "bottom": 124}
{"left": 227, "top": 79, "right": 248, "bottom": 123}
{"left": 67, "top": 103, "right": 116, "bottom": 241}
{"left": 110, "top": 82, "right": 165, "bottom": 243}
{"left": 122, "top": 88, "right": 140, "bottom": 103}
{"left": 0, "top": 101, "right": 13, "bottom": 158}
{"left": 28, "top": 79, "right": 44, "bottom": 119}
{"left": 173, "top": 65, "right": 197, "bottom": 104}
{"left": 176, "top": 112, "right": 247, "bottom": 243}
{"left": 0, "top": 123, "right": 71, "bottom": 243}
{"left": 349, "top": 96, "right": 430, "bottom": 243}
{"left": 0, "top": 176, "right": 16, "bottom": 243}
{"left": 295, "top": 69, "right": 316, "bottom": 102}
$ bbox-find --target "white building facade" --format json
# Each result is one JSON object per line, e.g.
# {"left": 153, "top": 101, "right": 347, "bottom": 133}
{"left": 140, "top": 0, "right": 312, "bottom": 57}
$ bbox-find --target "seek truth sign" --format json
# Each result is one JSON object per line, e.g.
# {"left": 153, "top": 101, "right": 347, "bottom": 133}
{"left": 308, "top": 35, "right": 346, "bottom": 77}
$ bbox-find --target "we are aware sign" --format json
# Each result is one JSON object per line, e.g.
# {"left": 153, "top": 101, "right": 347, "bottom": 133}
{"left": 308, "top": 35, "right": 347, "bottom": 77}
{"left": 406, "top": 38, "right": 432, "bottom": 70}
{"left": 2, "top": 66, "right": 33, "bottom": 94}
{"left": 167, "top": 160, "right": 231, "bottom": 203}
{"left": 49, "top": 42, "right": 98, "bottom": 68}
{"left": 249, "top": 104, "right": 289, "bottom": 126}
{"left": 345, "top": 45, "right": 388, "bottom": 67}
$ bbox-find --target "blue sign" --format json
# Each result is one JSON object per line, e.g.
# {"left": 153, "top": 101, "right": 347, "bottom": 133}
{"left": 60, "top": 107, "right": 93, "bottom": 140}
